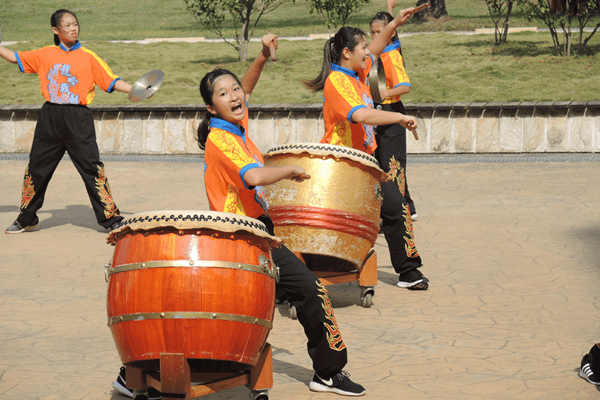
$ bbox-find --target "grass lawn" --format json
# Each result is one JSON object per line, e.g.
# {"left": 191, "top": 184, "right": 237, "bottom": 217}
{"left": 0, "top": 0, "right": 599, "bottom": 104}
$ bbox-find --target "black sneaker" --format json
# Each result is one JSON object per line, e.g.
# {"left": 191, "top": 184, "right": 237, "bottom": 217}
{"left": 309, "top": 370, "right": 365, "bottom": 396}
{"left": 113, "top": 366, "right": 162, "bottom": 399}
{"left": 579, "top": 354, "right": 600, "bottom": 385}
{"left": 397, "top": 269, "right": 429, "bottom": 290}
{"left": 5, "top": 217, "right": 40, "bottom": 234}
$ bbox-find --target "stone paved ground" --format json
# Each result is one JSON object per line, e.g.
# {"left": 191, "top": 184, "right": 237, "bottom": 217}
{"left": 1, "top": 158, "right": 599, "bottom": 400}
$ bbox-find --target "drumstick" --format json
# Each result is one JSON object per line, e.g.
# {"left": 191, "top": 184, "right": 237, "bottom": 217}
{"left": 409, "top": 3, "right": 429, "bottom": 15}
{"left": 269, "top": 43, "right": 277, "bottom": 61}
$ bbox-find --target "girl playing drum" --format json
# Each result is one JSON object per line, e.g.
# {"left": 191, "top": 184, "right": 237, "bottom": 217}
{"left": 196, "top": 34, "right": 366, "bottom": 397}
{"left": 303, "top": 5, "right": 430, "bottom": 290}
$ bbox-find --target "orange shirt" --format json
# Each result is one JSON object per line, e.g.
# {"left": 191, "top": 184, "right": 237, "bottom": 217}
{"left": 203, "top": 113, "right": 268, "bottom": 219}
{"left": 15, "top": 41, "right": 121, "bottom": 105}
{"left": 321, "top": 58, "right": 377, "bottom": 155}
{"left": 379, "top": 40, "right": 410, "bottom": 105}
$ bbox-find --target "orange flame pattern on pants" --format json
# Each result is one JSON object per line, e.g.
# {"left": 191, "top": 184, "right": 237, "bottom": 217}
{"left": 20, "top": 166, "right": 35, "bottom": 210}
{"left": 316, "top": 280, "right": 346, "bottom": 352}
{"left": 95, "top": 165, "right": 119, "bottom": 219}
{"left": 404, "top": 203, "right": 419, "bottom": 258}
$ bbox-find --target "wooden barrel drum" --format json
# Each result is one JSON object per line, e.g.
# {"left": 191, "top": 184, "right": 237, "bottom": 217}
{"left": 264, "top": 143, "right": 385, "bottom": 270}
{"left": 105, "top": 211, "right": 280, "bottom": 370}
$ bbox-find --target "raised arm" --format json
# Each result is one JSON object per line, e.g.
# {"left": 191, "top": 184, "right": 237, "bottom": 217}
{"left": 241, "top": 33, "right": 278, "bottom": 102}
{"left": 368, "top": 3, "right": 429, "bottom": 59}
{"left": 387, "top": 0, "right": 397, "bottom": 15}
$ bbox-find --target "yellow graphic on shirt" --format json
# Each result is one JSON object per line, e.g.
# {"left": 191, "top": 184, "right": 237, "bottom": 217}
{"left": 210, "top": 128, "right": 257, "bottom": 170}
{"left": 386, "top": 156, "right": 406, "bottom": 196}
{"left": 390, "top": 51, "right": 410, "bottom": 86}
{"left": 95, "top": 165, "right": 119, "bottom": 219}
{"left": 330, "top": 72, "right": 364, "bottom": 108}
{"left": 330, "top": 119, "right": 353, "bottom": 148}
{"left": 20, "top": 166, "right": 35, "bottom": 210}
{"left": 404, "top": 203, "right": 419, "bottom": 258}
{"left": 224, "top": 184, "right": 246, "bottom": 215}
{"left": 316, "top": 280, "right": 346, "bottom": 351}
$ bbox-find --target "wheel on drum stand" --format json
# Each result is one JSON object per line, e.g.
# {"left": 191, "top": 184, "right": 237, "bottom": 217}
{"left": 132, "top": 390, "right": 150, "bottom": 400}
{"left": 289, "top": 304, "right": 298, "bottom": 320}
{"left": 360, "top": 286, "right": 375, "bottom": 308}
{"left": 250, "top": 389, "right": 269, "bottom": 400}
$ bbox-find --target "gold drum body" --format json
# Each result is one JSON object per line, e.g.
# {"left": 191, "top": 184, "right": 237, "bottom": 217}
{"left": 264, "top": 143, "right": 385, "bottom": 270}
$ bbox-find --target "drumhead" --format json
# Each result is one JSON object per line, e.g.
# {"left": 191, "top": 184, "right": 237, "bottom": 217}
{"left": 264, "top": 142, "right": 381, "bottom": 171}
{"left": 107, "top": 210, "right": 281, "bottom": 245}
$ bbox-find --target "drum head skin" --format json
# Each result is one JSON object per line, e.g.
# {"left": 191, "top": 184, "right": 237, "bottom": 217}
{"left": 265, "top": 142, "right": 384, "bottom": 176}
{"left": 107, "top": 210, "right": 281, "bottom": 245}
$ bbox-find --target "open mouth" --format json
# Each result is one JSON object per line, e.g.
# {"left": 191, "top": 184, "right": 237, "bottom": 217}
{"left": 232, "top": 103, "right": 243, "bottom": 113}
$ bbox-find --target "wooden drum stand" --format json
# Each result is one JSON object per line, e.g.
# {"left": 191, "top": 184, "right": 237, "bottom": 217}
{"left": 125, "top": 344, "right": 272, "bottom": 400}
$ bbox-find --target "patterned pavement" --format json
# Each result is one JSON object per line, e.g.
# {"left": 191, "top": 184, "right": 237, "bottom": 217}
{"left": 1, "top": 157, "right": 599, "bottom": 400}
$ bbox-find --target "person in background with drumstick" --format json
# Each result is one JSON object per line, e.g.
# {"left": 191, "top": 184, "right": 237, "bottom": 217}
{"left": 303, "top": 4, "right": 430, "bottom": 291}
{"left": 371, "top": 0, "right": 419, "bottom": 223}
{"left": 196, "top": 34, "right": 366, "bottom": 397}
{"left": 0, "top": 9, "right": 133, "bottom": 234}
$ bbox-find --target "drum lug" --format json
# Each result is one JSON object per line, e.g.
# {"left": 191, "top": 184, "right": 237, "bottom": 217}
{"left": 374, "top": 183, "right": 383, "bottom": 201}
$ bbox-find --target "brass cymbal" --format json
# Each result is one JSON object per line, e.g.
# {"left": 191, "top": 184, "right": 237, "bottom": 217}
{"left": 129, "top": 69, "right": 164, "bottom": 102}
{"left": 368, "top": 58, "right": 386, "bottom": 104}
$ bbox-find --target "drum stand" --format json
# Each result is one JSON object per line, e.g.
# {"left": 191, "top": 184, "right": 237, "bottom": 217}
{"left": 290, "top": 249, "right": 377, "bottom": 318}
{"left": 125, "top": 343, "right": 273, "bottom": 400}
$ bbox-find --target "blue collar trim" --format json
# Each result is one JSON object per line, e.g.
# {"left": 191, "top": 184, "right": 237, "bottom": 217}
{"left": 383, "top": 40, "right": 402, "bottom": 54}
{"left": 331, "top": 63, "right": 359, "bottom": 81}
{"left": 59, "top": 41, "right": 82, "bottom": 52}
{"left": 210, "top": 117, "right": 245, "bottom": 138}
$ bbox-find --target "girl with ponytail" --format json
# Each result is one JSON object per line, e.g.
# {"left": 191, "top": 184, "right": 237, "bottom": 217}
{"left": 304, "top": 3, "right": 431, "bottom": 291}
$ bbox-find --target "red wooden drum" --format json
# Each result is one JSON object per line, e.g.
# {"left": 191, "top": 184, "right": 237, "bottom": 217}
{"left": 264, "top": 143, "right": 385, "bottom": 270}
{"left": 105, "top": 211, "right": 280, "bottom": 370}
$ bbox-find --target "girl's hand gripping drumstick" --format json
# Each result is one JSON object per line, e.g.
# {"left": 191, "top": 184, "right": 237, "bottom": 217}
{"left": 263, "top": 33, "right": 278, "bottom": 61}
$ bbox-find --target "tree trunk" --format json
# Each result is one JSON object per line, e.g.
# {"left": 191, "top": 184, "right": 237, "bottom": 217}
{"left": 414, "top": 0, "right": 448, "bottom": 21}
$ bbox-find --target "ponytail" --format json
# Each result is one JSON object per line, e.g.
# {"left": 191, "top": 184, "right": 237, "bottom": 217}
{"left": 303, "top": 27, "right": 366, "bottom": 93}
{"left": 196, "top": 115, "right": 211, "bottom": 150}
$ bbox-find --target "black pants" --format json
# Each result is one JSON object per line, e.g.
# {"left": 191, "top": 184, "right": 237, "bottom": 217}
{"left": 260, "top": 215, "right": 348, "bottom": 378}
{"left": 375, "top": 101, "right": 416, "bottom": 215}
{"left": 16, "top": 102, "right": 122, "bottom": 229}
{"left": 374, "top": 102, "right": 422, "bottom": 275}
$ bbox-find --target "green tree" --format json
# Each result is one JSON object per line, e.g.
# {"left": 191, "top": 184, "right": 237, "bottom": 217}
{"left": 485, "top": 0, "right": 516, "bottom": 45}
{"left": 183, "top": 0, "right": 293, "bottom": 61}
{"left": 518, "top": 0, "right": 600, "bottom": 56}
{"left": 306, "top": 0, "right": 371, "bottom": 34}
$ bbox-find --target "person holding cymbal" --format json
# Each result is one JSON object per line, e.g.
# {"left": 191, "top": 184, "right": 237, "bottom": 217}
{"left": 0, "top": 9, "right": 134, "bottom": 234}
